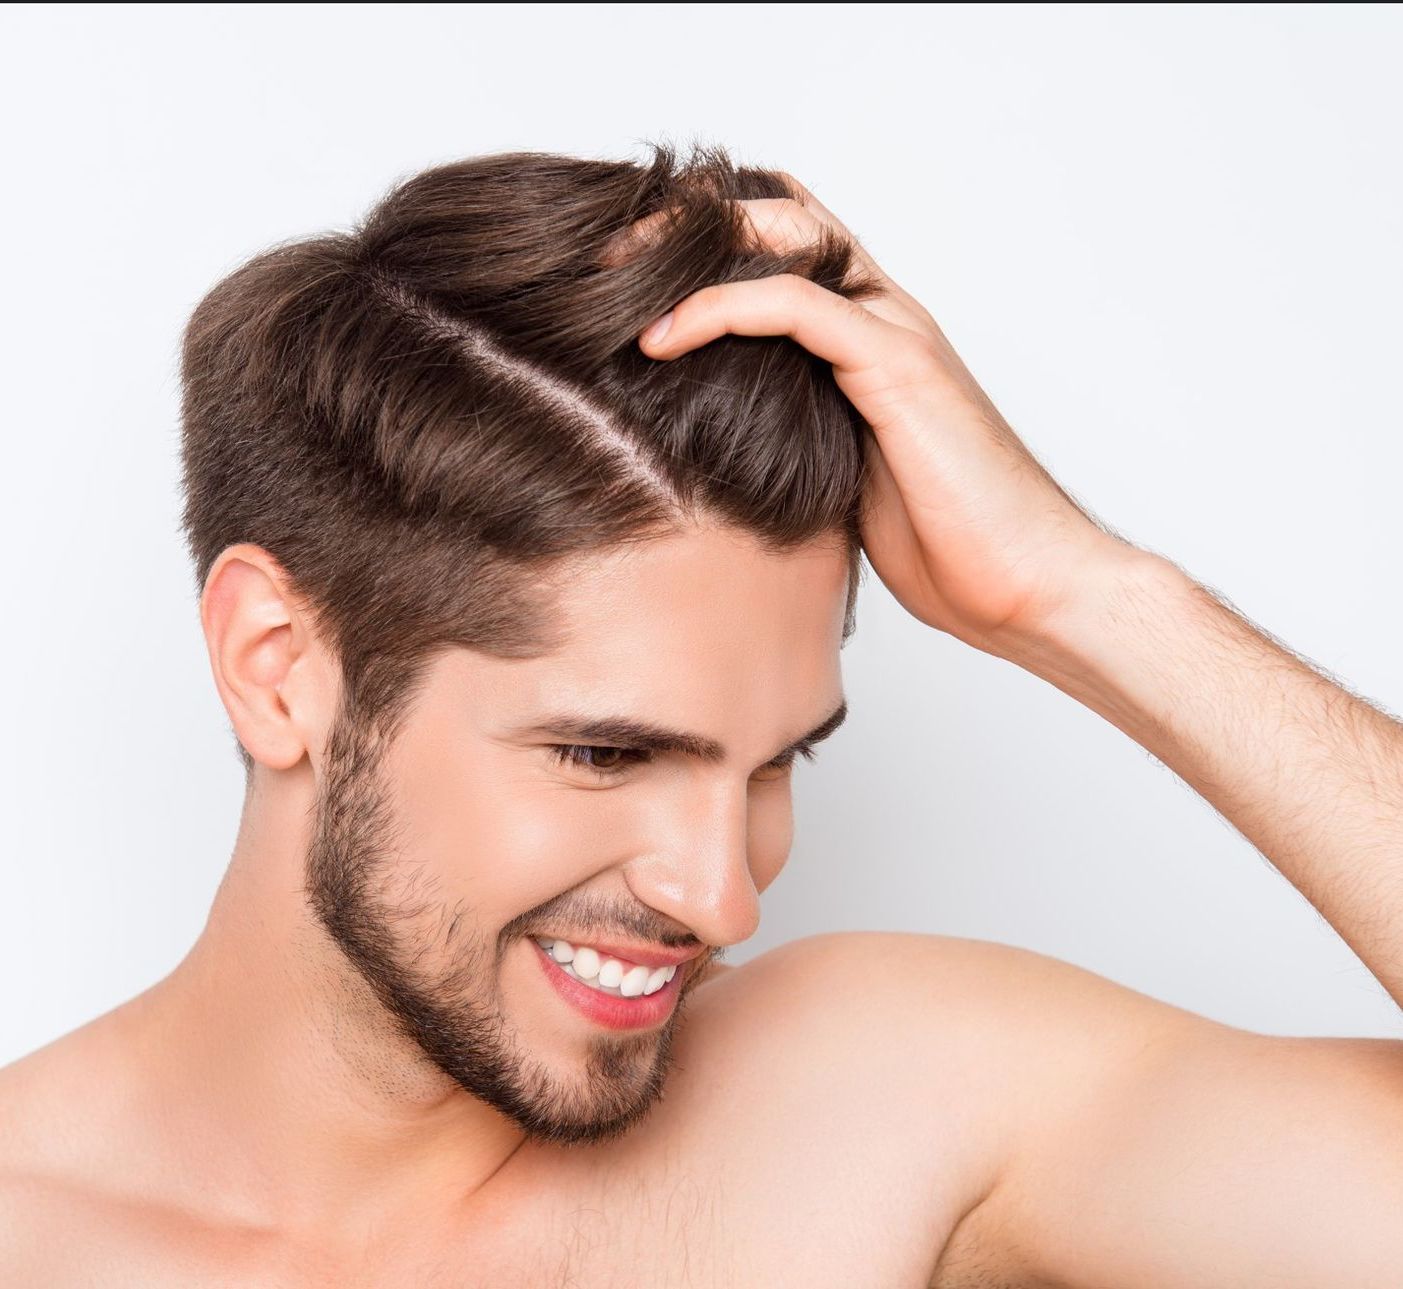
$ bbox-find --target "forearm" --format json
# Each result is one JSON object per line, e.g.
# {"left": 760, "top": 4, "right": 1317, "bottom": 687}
{"left": 996, "top": 547, "right": 1403, "bottom": 1011}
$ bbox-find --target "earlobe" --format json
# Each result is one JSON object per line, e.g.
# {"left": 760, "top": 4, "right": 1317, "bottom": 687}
{"left": 200, "top": 544, "right": 324, "bottom": 773}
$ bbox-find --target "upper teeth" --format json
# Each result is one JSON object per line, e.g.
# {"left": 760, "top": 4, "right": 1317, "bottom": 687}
{"left": 534, "top": 938, "right": 678, "bottom": 998}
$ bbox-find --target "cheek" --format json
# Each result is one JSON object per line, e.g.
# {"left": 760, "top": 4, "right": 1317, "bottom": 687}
{"left": 388, "top": 741, "right": 617, "bottom": 916}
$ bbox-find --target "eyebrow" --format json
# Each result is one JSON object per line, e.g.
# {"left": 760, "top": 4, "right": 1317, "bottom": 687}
{"left": 513, "top": 698, "right": 849, "bottom": 767}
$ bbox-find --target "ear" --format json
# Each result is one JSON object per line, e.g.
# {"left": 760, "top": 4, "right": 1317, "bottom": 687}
{"left": 199, "top": 544, "right": 335, "bottom": 772}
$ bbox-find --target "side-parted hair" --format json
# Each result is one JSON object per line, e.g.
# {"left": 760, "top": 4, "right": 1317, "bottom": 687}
{"left": 178, "top": 140, "right": 881, "bottom": 773}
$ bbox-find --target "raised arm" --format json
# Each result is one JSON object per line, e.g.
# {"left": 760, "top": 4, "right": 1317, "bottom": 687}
{"left": 998, "top": 545, "right": 1403, "bottom": 1009}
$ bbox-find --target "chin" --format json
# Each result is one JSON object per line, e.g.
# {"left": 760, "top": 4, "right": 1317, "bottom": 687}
{"left": 502, "top": 1040, "right": 676, "bottom": 1148}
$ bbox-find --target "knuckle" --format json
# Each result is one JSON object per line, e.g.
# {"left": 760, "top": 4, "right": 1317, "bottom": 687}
{"left": 685, "top": 279, "right": 727, "bottom": 313}
{"left": 777, "top": 274, "right": 818, "bottom": 314}
{"left": 840, "top": 294, "right": 876, "bottom": 322}
{"left": 889, "top": 334, "right": 941, "bottom": 382}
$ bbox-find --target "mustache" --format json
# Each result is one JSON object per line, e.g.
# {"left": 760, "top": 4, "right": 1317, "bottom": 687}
{"left": 500, "top": 897, "right": 708, "bottom": 957}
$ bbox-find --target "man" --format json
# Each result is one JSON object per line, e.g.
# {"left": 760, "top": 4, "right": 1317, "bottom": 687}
{"left": 1, "top": 144, "right": 1400, "bottom": 1286}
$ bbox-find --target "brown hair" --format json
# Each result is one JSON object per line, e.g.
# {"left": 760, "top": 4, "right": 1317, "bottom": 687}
{"left": 178, "top": 140, "right": 881, "bottom": 774}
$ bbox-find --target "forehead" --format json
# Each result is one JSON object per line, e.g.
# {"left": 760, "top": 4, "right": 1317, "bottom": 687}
{"left": 561, "top": 521, "right": 846, "bottom": 644}
{"left": 462, "top": 524, "right": 850, "bottom": 726}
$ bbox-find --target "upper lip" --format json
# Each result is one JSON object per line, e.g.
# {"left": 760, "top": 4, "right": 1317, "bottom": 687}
{"left": 533, "top": 935, "right": 706, "bottom": 970}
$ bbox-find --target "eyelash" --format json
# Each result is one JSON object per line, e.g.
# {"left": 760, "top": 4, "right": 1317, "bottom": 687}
{"left": 547, "top": 743, "right": 816, "bottom": 780}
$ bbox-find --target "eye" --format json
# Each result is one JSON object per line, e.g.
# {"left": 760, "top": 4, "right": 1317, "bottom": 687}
{"left": 547, "top": 742, "right": 818, "bottom": 781}
{"left": 751, "top": 746, "right": 811, "bottom": 782}
{"left": 548, "top": 744, "right": 652, "bottom": 777}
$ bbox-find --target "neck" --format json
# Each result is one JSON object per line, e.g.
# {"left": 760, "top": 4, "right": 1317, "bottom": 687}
{"left": 124, "top": 761, "right": 527, "bottom": 1242}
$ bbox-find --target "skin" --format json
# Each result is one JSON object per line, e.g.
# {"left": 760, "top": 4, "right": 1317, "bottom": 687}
{"left": 2, "top": 176, "right": 1402, "bottom": 1286}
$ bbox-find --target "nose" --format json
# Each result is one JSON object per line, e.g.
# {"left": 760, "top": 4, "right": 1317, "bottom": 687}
{"left": 622, "top": 778, "right": 763, "bottom": 951}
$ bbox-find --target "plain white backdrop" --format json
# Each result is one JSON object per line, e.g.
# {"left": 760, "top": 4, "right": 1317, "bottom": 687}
{"left": 3, "top": 3, "right": 1400, "bottom": 1067}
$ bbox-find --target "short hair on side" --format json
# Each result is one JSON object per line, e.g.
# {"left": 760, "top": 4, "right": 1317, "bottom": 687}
{"left": 178, "top": 138, "right": 881, "bottom": 774}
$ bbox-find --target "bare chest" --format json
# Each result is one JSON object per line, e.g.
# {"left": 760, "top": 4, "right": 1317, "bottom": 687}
{"left": 5, "top": 1151, "right": 959, "bottom": 1289}
{"left": 441, "top": 1147, "right": 956, "bottom": 1289}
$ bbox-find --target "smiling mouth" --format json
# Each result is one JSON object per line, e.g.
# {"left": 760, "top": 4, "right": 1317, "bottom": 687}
{"left": 530, "top": 938, "right": 685, "bottom": 1032}
{"left": 531, "top": 936, "right": 679, "bottom": 998}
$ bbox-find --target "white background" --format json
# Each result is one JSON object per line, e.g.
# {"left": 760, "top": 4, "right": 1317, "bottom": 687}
{"left": 3, "top": 3, "right": 1400, "bottom": 1066}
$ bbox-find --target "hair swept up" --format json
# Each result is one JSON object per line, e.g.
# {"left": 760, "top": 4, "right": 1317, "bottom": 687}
{"left": 179, "top": 139, "right": 880, "bottom": 773}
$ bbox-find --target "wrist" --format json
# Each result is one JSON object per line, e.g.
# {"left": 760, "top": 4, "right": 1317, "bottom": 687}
{"left": 987, "top": 543, "right": 1193, "bottom": 678}
{"left": 984, "top": 544, "right": 1201, "bottom": 753}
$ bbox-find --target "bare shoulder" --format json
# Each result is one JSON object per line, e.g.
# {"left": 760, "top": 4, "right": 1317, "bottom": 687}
{"left": 0, "top": 1007, "right": 191, "bottom": 1283}
{"left": 0, "top": 1027, "right": 89, "bottom": 1178}
{"left": 0, "top": 1032, "right": 106, "bottom": 1279}
{"left": 675, "top": 930, "right": 1226, "bottom": 1285}
{"left": 694, "top": 927, "right": 1210, "bottom": 1064}
{"left": 0, "top": 999, "right": 146, "bottom": 1171}
{"left": 743, "top": 933, "right": 1403, "bottom": 1289}
{"left": 765, "top": 932, "right": 1220, "bottom": 1164}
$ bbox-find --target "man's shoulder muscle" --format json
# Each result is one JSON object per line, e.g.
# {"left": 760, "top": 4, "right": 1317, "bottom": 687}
{"left": 780, "top": 932, "right": 1403, "bottom": 1289}
{"left": 702, "top": 930, "right": 1212, "bottom": 1286}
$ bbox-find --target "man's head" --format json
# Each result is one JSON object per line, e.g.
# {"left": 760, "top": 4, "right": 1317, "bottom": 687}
{"left": 178, "top": 142, "right": 876, "bottom": 1145}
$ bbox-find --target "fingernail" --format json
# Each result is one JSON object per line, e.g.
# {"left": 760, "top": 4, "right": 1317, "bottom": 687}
{"left": 642, "top": 310, "right": 674, "bottom": 346}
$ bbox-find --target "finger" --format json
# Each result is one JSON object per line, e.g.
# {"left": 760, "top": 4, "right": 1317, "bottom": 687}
{"left": 772, "top": 171, "right": 840, "bottom": 224}
{"left": 605, "top": 190, "right": 894, "bottom": 301}
{"left": 736, "top": 196, "right": 877, "bottom": 266}
{"left": 596, "top": 176, "right": 834, "bottom": 267}
{"left": 600, "top": 185, "right": 939, "bottom": 339}
{"left": 728, "top": 199, "right": 934, "bottom": 334}
{"left": 764, "top": 181, "right": 941, "bottom": 333}
{"left": 601, "top": 189, "right": 883, "bottom": 284}
{"left": 604, "top": 198, "right": 927, "bottom": 336}
{"left": 640, "top": 272, "right": 929, "bottom": 390}
{"left": 598, "top": 207, "right": 676, "bottom": 266}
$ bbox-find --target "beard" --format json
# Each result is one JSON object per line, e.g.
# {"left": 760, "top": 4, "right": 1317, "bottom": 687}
{"left": 301, "top": 705, "right": 696, "bottom": 1147}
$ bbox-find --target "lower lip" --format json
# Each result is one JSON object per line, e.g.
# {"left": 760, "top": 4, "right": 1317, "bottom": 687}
{"left": 531, "top": 941, "right": 683, "bottom": 1031}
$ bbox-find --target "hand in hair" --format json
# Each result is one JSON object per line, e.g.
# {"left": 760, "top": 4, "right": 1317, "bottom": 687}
{"left": 632, "top": 173, "right": 1147, "bottom": 657}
